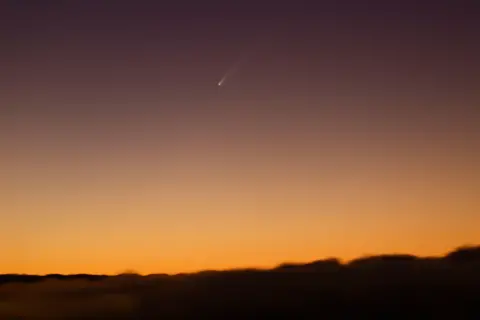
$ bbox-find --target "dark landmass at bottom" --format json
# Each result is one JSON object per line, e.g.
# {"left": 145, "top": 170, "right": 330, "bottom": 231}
{"left": 1, "top": 245, "right": 479, "bottom": 318}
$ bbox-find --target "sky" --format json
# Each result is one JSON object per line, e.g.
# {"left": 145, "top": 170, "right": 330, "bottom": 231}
{"left": 1, "top": 1, "right": 479, "bottom": 275}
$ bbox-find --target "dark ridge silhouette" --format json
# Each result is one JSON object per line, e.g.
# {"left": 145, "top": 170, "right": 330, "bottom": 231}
{"left": 348, "top": 253, "right": 418, "bottom": 265}
{"left": 0, "top": 245, "right": 479, "bottom": 318}
{"left": 0, "top": 274, "right": 108, "bottom": 285}
{"left": 445, "top": 245, "right": 480, "bottom": 263}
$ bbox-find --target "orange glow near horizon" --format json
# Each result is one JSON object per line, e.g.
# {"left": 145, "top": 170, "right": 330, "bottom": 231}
{"left": 3, "top": 117, "right": 479, "bottom": 275}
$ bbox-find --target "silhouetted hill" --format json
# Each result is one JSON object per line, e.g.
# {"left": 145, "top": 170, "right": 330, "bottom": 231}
{"left": 1, "top": 245, "right": 479, "bottom": 318}
{"left": 0, "top": 273, "right": 108, "bottom": 285}
{"left": 445, "top": 245, "right": 480, "bottom": 263}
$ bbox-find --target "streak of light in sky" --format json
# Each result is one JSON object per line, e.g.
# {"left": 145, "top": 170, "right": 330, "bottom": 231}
{"left": 217, "top": 50, "right": 252, "bottom": 87}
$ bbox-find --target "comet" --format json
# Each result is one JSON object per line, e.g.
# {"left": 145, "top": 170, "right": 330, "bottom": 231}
{"left": 216, "top": 27, "right": 272, "bottom": 87}
{"left": 217, "top": 51, "right": 251, "bottom": 87}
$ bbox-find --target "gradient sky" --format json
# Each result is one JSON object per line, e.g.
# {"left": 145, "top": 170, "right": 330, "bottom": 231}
{"left": 2, "top": 1, "right": 479, "bottom": 275}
